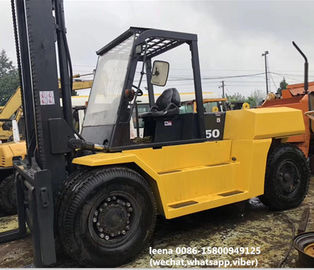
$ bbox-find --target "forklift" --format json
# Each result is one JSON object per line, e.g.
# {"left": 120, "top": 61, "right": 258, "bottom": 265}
{"left": 0, "top": 0, "right": 310, "bottom": 267}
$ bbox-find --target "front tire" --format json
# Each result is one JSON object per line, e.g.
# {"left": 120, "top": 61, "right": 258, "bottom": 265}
{"left": 57, "top": 167, "right": 156, "bottom": 267}
{"left": 260, "top": 144, "right": 310, "bottom": 210}
{"left": 0, "top": 174, "right": 17, "bottom": 215}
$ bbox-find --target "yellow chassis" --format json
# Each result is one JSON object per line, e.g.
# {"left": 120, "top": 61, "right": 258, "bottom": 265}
{"left": 73, "top": 107, "right": 305, "bottom": 219}
{"left": 0, "top": 141, "right": 26, "bottom": 168}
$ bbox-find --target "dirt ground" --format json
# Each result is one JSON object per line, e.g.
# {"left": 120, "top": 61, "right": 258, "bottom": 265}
{"left": 0, "top": 180, "right": 313, "bottom": 268}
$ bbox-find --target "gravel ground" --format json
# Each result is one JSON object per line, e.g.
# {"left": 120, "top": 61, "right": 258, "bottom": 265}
{"left": 0, "top": 179, "right": 313, "bottom": 268}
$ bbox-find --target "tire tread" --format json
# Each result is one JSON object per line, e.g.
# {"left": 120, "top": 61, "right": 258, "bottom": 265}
{"left": 260, "top": 143, "right": 310, "bottom": 210}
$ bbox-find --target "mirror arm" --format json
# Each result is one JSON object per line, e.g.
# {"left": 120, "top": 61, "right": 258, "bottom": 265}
{"left": 137, "top": 42, "right": 148, "bottom": 89}
{"left": 127, "top": 42, "right": 149, "bottom": 124}
{"left": 146, "top": 58, "right": 154, "bottom": 106}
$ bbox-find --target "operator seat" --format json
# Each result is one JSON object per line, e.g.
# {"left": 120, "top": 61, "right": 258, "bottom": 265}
{"left": 141, "top": 88, "right": 181, "bottom": 117}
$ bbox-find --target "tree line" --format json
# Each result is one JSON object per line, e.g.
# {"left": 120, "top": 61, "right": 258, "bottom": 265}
{"left": 0, "top": 49, "right": 19, "bottom": 106}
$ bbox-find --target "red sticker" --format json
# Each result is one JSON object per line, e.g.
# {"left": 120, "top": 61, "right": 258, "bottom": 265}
{"left": 40, "top": 91, "right": 55, "bottom": 105}
{"left": 164, "top": 121, "right": 172, "bottom": 126}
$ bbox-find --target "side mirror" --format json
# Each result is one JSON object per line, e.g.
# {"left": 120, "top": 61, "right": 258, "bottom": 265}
{"left": 151, "top": 60, "right": 169, "bottom": 86}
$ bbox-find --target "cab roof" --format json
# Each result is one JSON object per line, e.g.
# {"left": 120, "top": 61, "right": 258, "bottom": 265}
{"left": 97, "top": 27, "right": 197, "bottom": 60}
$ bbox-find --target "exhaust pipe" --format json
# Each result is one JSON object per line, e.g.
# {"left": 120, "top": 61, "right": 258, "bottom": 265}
{"left": 292, "top": 41, "right": 308, "bottom": 94}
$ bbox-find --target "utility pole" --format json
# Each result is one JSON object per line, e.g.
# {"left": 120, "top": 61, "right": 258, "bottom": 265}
{"left": 262, "top": 51, "right": 269, "bottom": 95}
{"left": 219, "top": 80, "right": 225, "bottom": 98}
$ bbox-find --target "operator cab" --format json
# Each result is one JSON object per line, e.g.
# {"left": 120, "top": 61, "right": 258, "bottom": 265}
{"left": 81, "top": 27, "right": 225, "bottom": 151}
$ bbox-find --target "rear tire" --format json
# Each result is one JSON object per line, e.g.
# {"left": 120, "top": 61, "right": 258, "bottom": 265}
{"left": 57, "top": 167, "right": 156, "bottom": 267}
{"left": 259, "top": 144, "right": 310, "bottom": 210}
{"left": 0, "top": 174, "right": 17, "bottom": 215}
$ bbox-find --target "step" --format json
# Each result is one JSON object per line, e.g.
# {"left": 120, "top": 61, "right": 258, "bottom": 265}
{"left": 166, "top": 189, "right": 249, "bottom": 219}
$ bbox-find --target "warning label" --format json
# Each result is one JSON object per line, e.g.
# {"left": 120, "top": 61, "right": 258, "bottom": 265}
{"left": 164, "top": 121, "right": 172, "bottom": 126}
{"left": 40, "top": 91, "right": 55, "bottom": 105}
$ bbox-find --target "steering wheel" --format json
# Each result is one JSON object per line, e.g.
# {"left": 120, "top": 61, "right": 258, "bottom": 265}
{"left": 132, "top": 85, "right": 143, "bottom": 96}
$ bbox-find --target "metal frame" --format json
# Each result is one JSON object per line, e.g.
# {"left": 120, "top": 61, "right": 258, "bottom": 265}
{"left": 89, "top": 27, "right": 206, "bottom": 150}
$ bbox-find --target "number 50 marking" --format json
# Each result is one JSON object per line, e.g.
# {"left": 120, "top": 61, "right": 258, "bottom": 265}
{"left": 206, "top": 129, "right": 220, "bottom": 139}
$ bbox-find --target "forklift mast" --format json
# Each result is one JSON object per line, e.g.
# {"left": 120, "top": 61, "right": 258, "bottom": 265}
{"left": 13, "top": 0, "right": 74, "bottom": 176}
{"left": 0, "top": 0, "right": 75, "bottom": 266}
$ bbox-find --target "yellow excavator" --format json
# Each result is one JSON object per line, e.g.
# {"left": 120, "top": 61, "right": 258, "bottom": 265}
{"left": 0, "top": 88, "right": 23, "bottom": 142}
{"left": 0, "top": 76, "right": 93, "bottom": 214}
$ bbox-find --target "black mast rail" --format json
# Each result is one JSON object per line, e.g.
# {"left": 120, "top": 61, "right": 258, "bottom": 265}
{"left": 0, "top": 0, "right": 75, "bottom": 266}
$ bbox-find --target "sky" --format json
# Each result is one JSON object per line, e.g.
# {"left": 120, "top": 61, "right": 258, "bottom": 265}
{"left": 1, "top": 0, "right": 314, "bottom": 98}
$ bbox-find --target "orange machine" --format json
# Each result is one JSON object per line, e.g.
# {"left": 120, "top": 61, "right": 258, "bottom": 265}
{"left": 261, "top": 83, "right": 314, "bottom": 158}
{"left": 262, "top": 42, "right": 314, "bottom": 170}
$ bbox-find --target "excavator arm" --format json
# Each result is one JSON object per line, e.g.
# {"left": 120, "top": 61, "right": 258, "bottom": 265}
{"left": 0, "top": 88, "right": 22, "bottom": 141}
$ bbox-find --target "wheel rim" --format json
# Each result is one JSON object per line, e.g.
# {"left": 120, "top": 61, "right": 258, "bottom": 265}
{"left": 88, "top": 191, "right": 138, "bottom": 246}
{"left": 276, "top": 160, "right": 301, "bottom": 196}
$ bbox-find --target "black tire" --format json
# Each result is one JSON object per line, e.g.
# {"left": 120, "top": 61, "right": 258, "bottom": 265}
{"left": 57, "top": 167, "right": 156, "bottom": 267}
{"left": 0, "top": 174, "right": 17, "bottom": 215}
{"left": 55, "top": 167, "right": 90, "bottom": 222}
{"left": 55, "top": 168, "right": 90, "bottom": 255}
{"left": 259, "top": 143, "right": 310, "bottom": 210}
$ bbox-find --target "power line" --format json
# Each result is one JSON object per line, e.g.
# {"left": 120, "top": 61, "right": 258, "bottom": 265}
{"left": 269, "top": 72, "right": 279, "bottom": 90}
{"left": 270, "top": 71, "right": 313, "bottom": 77}
{"left": 167, "top": 72, "right": 265, "bottom": 82}
{"left": 270, "top": 72, "right": 314, "bottom": 83}
{"left": 72, "top": 64, "right": 309, "bottom": 74}
{"left": 266, "top": 56, "right": 278, "bottom": 92}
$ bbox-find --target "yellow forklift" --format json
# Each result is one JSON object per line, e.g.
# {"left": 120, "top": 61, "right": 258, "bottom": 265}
{"left": 0, "top": 0, "right": 309, "bottom": 267}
